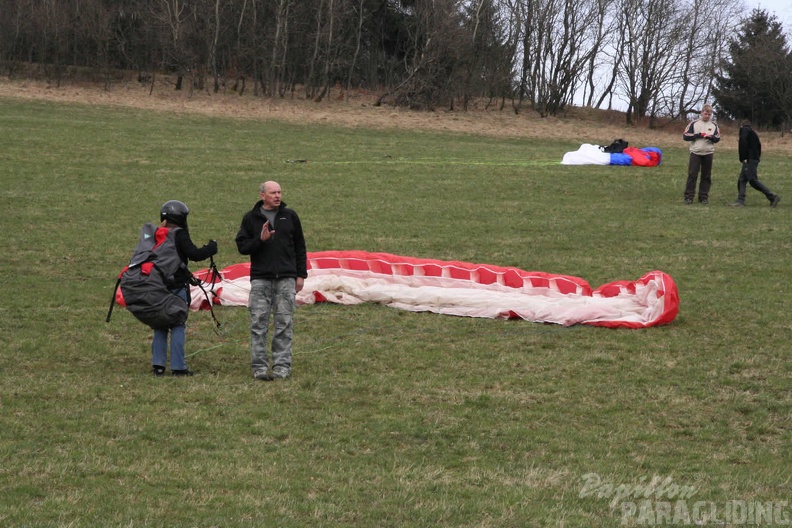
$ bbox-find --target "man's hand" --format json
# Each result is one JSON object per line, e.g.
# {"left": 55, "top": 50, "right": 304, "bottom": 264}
{"left": 296, "top": 277, "right": 305, "bottom": 293}
{"left": 260, "top": 221, "right": 275, "bottom": 241}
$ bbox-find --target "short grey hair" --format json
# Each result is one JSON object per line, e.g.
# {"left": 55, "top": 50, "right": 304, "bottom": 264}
{"left": 259, "top": 181, "right": 279, "bottom": 193}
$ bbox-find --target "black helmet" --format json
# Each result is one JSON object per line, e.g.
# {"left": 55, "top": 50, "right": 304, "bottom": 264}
{"left": 160, "top": 200, "right": 190, "bottom": 228}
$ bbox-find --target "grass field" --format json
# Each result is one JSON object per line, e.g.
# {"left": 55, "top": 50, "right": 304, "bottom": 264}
{"left": 1, "top": 96, "right": 790, "bottom": 527}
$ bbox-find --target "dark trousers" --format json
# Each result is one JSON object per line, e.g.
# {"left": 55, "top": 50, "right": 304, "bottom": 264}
{"left": 736, "top": 160, "right": 775, "bottom": 204}
{"left": 685, "top": 153, "right": 713, "bottom": 202}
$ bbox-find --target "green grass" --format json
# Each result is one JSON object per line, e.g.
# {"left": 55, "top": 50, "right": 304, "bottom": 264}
{"left": 1, "top": 97, "right": 790, "bottom": 527}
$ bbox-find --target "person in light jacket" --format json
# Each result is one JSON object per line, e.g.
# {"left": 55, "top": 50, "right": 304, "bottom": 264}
{"left": 683, "top": 104, "right": 720, "bottom": 205}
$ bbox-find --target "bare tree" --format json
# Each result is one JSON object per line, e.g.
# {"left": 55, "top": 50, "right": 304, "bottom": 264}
{"left": 460, "top": 0, "right": 489, "bottom": 109}
{"left": 514, "top": 0, "right": 547, "bottom": 112}
{"left": 582, "top": 0, "right": 617, "bottom": 107}
{"left": 345, "top": 0, "right": 366, "bottom": 94}
{"left": 617, "top": 0, "right": 686, "bottom": 124}
{"left": 594, "top": 9, "right": 627, "bottom": 110}
{"left": 157, "top": 0, "right": 188, "bottom": 89}
{"left": 375, "top": 0, "right": 466, "bottom": 110}
{"left": 2, "top": 0, "right": 755, "bottom": 118}
{"left": 0, "top": 0, "right": 34, "bottom": 77}
{"left": 492, "top": 0, "right": 522, "bottom": 110}
{"left": 316, "top": 0, "right": 336, "bottom": 101}
{"left": 268, "top": 0, "right": 293, "bottom": 96}
{"left": 33, "top": 0, "right": 71, "bottom": 86}
{"left": 674, "top": 0, "right": 739, "bottom": 118}
{"left": 210, "top": 0, "right": 222, "bottom": 92}
{"left": 515, "top": 0, "right": 601, "bottom": 115}
{"left": 75, "top": 0, "right": 116, "bottom": 88}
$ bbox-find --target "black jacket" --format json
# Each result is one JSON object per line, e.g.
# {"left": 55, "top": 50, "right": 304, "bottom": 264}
{"left": 235, "top": 201, "right": 307, "bottom": 281}
{"left": 173, "top": 228, "right": 217, "bottom": 286}
{"left": 738, "top": 125, "right": 761, "bottom": 162}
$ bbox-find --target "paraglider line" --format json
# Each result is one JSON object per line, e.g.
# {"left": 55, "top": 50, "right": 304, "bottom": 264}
{"left": 289, "top": 159, "right": 559, "bottom": 167}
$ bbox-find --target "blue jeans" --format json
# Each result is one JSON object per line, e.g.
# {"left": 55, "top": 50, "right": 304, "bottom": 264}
{"left": 249, "top": 278, "right": 295, "bottom": 373}
{"left": 152, "top": 288, "right": 189, "bottom": 370}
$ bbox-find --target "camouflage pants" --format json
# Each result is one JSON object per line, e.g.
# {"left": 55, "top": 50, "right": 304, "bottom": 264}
{"left": 249, "top": 278, "right": 295, "bottom": 373}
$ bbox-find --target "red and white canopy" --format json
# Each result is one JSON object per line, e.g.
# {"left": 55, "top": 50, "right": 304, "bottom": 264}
{"left": 189, "top": 250, "right": 678, "bottom": 328}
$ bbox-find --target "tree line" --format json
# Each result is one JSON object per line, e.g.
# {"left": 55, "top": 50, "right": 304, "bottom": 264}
{"left": 0, "top": 0, "right": 789, "bottom": 127}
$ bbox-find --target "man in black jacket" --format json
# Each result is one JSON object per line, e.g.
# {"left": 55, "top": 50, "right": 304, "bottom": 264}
{"left": 732, "top": 120, "right": 780, "bottom": 207}
{"left": 236, "top": 181, "right": 307, "bottom": 380}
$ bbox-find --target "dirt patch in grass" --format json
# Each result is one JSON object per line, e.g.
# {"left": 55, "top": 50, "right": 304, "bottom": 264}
{"left": 3, "top": 77, "right": 792, "bottom": 154}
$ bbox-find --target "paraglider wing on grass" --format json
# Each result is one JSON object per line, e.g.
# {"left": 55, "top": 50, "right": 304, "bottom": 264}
{"left": 187, "top": 251, "right": 678, "bottom": 329}
{"left": 562, "top": 144, "right": 662, "bottom": 167}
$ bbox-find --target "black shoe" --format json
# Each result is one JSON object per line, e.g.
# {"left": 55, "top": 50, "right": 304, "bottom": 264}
{"left": 152, "top": 365, "right": 166, "bottom": 377}
{"left": 771, "top": 196, "right": 781, "bottom": 208}
{"left": 699, "top": 198, "right": 708, "bottom": 205}
{"left": 171, "top": 369, "right": 194, "bottom": 377}
{"left": 731, "top": 201, "right": 745, "bottom": 207}
{"left": 684, "top": 198, "right": 693, "bottom": 205}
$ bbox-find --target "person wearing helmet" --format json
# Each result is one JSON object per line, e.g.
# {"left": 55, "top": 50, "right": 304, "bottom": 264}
{"left": 235, "top": 182, "right": 307, "bottom": 381}
{"left": 152, "top": 200, "right": 218, "bottom": 377}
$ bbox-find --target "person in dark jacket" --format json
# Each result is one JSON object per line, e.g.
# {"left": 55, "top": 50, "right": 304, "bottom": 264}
{"left": 731, "top": 120, "right": 780, "bottom": 207}
{"left": 236, "top": 181, "right": 307, "bottom": 381}
{"left": 153, "top": 200, "right": 218, "bottom": 376}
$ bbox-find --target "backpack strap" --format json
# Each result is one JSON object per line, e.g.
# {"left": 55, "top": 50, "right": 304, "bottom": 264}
{"left": 105, "top": 276, "right": 122, "bottom": 323}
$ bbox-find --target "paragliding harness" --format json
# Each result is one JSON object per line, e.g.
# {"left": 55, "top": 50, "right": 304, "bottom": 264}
{"left": 106, "top": 222, "right": 222, "bottom": 333}
{"left": 602, "top": 139, "right": 629, "bottom": 153}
